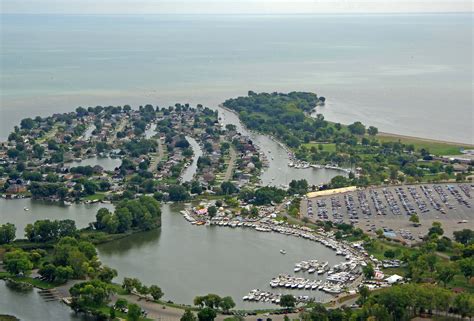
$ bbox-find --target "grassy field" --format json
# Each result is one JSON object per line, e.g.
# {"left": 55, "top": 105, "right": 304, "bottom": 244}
{"left": 83, "top": 193, "right": 106, "bottom": 201}
{"left": 376, "top": 134, "right": 472, "bottom": 156}
{"left": 302, "top": 142, "right": 337, "bottom": 153}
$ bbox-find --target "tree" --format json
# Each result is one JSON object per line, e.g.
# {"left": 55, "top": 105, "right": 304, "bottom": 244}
{"left": 168, "top": 184, "right": 190, "bottom": 202}
{"left": 367, "top": 126, "right": 378, "bottom": 136}
{"left": 221, "top": 181, "right": 238, "bottom": 195}
{"left": 115, "top": 298, "right": 128, "bottom": 311}
{"left": 149, "top": 285, "right": 164, "bottom": 300}
{"left": 453, "top": 293, "right": 474, "bottom": 319}
{"left": 197, "top": 307, "right": 217, "bottom": 321}
{"left": 97, "top": 265, "right": 118, "bottom": 283}
{"left": 181, "top": 309, "right": 198, "bottom": 321}
{"left": 363, "top": 263, "right": 375, "bottom": 279}
{"left": 69, "top": 280, "right": 112, "bottom": 310}
{"left": 384, "top": 250, "right": 396, "bottom": 259}
{"left": 458, "top": 257, "right": 474, "bottom": 281}
{"left": 348, "top": 121, "right": 366, "bottom": 135}
{"left": 127, "top": 303, "right": 142, "bottom": 321}
{"left": 453, "top": 229, "right": 473, "bottom": 245}
{"left": 83, "top": 181, "right": 98, "bottom": 195}
{"left": 54, "top": 265, "right": 74, "bottom": 283}
{"left": 428, "top": 221, "right": 444, "bottom": 237}
{"left": 219, "top": 296, "right": 235, "bottom": 312}
{"left": 208, "top": 206, "right": 217, "bottom": 218}
{"left": 279, "top": 294, "right": 296, "bottom": 309}
{"left": 409, "top": 214, "right": 420, "bottom": 226}
{"left": 20, "top": 118, "right": 35, "bottom": 130}
{"left": 436, "top": 263, "right": 457, "bottom": 287}
{"left": 4, "top": 249, "right": 33, "bottom": 275}
{"left": 0, "top": 223, "right": 16, "bottom": 244}
{"left": 357, "top": 286, "right": 370, "bottom": 305}
{"left": 122, "top": 277, "right": 142, "bottom": 294}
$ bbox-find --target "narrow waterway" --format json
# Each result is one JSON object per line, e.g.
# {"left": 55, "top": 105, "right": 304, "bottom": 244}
{"left": 180, "top": 136, "right": 203, "bottom": 183}
{"left": 215, "top": 105, "right": 345, "bottom": 187}
{"left": 97, "top": 203, "right": 344, "bottom": 309}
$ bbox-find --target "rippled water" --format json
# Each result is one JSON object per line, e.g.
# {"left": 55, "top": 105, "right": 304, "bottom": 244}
{"left": 1, "top": 14, "right": 472, "bottom": 143}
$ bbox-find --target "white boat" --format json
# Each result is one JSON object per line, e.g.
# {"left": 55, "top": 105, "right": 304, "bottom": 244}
{"left": 63, "top": 201, "right": 72, "bottom": 206}
{"left": 280, "top": 249, "right": 287, "bottom": 255}
{"left": 23, "top": 207, "right": 29, "bottom": 211}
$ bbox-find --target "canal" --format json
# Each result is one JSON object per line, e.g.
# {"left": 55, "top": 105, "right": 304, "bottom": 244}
{"left": 215, "top": 105, "right": 345, "bottom": 187}
{"left": 180, "top": 136, "right": 203, "bottom": 183}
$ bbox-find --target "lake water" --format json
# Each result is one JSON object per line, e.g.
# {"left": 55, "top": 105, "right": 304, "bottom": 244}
{"left": 0, "top": 280, "right": 92, "bottom": 321}
{"left": 1, "top": 13, "right": 472, "bottom": 143}
{"left": 68, "top": 156, "right": 121, "bottom": 171}
{"left": 0, "top": 198, "right": 114, "bottom": 238}
{"left": 1, "top": 12, "right": 472, "bottom": 314}
{"left": 97, "top": 203, "right": 343, "bottom": 308}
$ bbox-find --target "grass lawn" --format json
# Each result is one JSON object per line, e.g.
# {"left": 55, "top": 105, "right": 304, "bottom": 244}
{"left": 366, "top": 239, "right": 416, "bottom": 260}
{"left": 302, "top": 142, "right": 337, "bottom": 153}
{"left": 446, "top": 274, "right": 473, "bottom": 292}
{"left": 376, "top": 134, "right": 472, "bottom": 156}
{"left": 83, "top": 193, "right": 106, "bottom": 201}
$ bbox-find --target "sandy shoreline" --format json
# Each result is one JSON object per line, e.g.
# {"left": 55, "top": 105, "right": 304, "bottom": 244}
{"left": 377, "top": 131, "right": 474, "bottom": 147}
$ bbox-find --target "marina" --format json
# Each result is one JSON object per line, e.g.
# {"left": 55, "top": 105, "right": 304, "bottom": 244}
{"left": 98, "top": 203, "right": 347, "bottom": 308}
{"left": 176, "top": 202, "right": 370, "bottom": 305}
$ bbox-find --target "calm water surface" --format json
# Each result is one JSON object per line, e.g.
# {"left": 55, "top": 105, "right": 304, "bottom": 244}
{"left": 68, "top": 156, "right": 121, "bottom": 171}
{"left": 0, "top": 280, "right": 92, "bottom": 321}
{"left": 0, "top": 14, "right": 472, "bottom": 143}
{"left": 217, "top": 105, "right": 345, "bottom": 186}
{"left": 181, "top": 136, "right": 203, "bottom": 183}
{"left": 98, "top": 203, "right": 344, "bottom": 308}
{"left": 0, "top": 198, "right": 114, "bottom": 237}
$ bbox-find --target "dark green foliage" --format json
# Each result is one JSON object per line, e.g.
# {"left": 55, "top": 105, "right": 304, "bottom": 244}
{"left": 24, "top": 219, "right": 77, "bottom": 242}
{"left": 0, "top": 223, "right": 16, "bottom": 244}
{"left": 95, "top": 196, "right": 161, "bottom": 234}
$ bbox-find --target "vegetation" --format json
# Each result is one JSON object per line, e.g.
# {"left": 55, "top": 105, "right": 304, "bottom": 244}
{"left": 224, "top": 91, "right": 472, "bottom": 186}
{"left": 95, "top": 196, "right": 161, "bottom": 234}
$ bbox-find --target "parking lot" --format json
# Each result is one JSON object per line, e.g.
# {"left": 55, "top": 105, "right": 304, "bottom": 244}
{"left": 302, "top": 183, "right": 473, "bottom": 242}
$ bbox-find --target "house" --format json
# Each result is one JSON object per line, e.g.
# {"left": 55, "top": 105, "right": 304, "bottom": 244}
{"left": 6, "top": 184, "right": 27, "bottom": 194}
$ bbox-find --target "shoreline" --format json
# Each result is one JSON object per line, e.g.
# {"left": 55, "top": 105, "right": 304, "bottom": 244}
{"left": 219, "top": 103, "right": 472, "bottom": 156}
{"left": 377, "top": 131, "right": 474, "bottom": 147}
